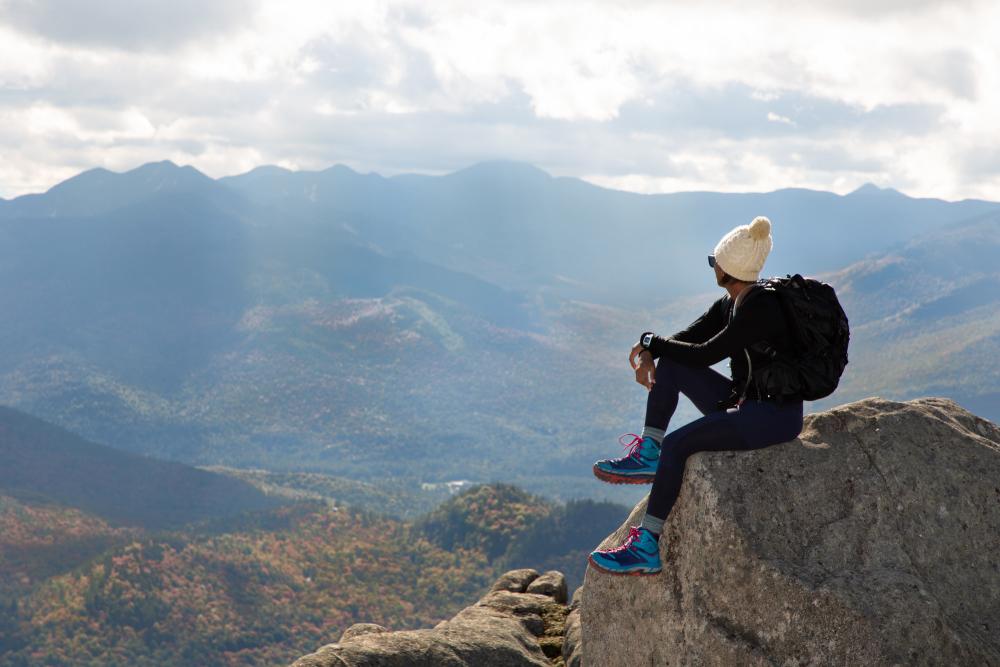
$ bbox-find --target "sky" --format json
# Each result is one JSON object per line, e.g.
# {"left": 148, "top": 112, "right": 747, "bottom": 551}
{"left": 1, "top": 0, "right": 998, "bottom": 201}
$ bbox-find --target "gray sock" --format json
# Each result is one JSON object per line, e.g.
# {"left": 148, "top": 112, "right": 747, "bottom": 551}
{"left": 641, "top": 426, "right": 665, "bottom": 445}
{"left": 640, "top": 513, "right": 665, "bottom": 537}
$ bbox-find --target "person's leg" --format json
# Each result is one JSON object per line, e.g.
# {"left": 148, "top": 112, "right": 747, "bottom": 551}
{"left": 641, "top": 399, "right": 804, "bottom": 536}
{"left": 593, "top": 357, "right": 732, "bottom": 484}
{"left": 590, "top": 399, "right": 803, "bottom": 575}
{"left": 645, "top": 356, "right": 732, "bottom": 430}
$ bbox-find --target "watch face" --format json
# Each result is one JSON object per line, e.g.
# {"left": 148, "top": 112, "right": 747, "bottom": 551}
{"left": 642, "top": 333, "right": 653, "bottom": 347}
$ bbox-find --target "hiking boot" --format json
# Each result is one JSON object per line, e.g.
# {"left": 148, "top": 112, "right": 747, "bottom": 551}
{"left": 592, "top": 433, "right": 660, "bottom": 484}
{"left": 588, "top": 525, "right": 662, "bottom": 576}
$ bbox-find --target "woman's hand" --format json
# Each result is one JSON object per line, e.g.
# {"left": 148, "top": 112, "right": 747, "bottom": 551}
{"left": 629, "top": 344, "right": 656, "bottom": 391}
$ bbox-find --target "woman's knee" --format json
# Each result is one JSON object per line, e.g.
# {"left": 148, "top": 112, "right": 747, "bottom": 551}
{"left": 653, "top": 356, "right": 701, "bottom": 388}
{"left": 653, "top": 356, "right": 679, "bottom": 381}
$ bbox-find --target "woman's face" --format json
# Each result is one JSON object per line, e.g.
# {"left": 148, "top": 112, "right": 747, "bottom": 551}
{"left": 713, "top": 262, "right": 726, "bottom": 286}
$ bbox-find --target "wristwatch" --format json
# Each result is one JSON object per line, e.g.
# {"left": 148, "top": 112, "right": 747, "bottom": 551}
{"left": 639, "top": 331, "right": 655, "bottom": 351}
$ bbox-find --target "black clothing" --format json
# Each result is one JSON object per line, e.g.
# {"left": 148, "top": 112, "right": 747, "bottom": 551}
{"left": 638, "top": 284, "right": 805, "bottom": 523}
{"left": 645, "top": 285, "right": 793, "bottom": 402}
{"left": 643, "top": 360, "right": 804, "bottom": 521}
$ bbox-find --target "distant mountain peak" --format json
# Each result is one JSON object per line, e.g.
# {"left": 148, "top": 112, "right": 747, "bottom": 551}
{"left": 122, "top": 159, "right": 178, "bottom": 176}
{"left": 50, "top": 160, "right": 210, "bottom": 190}
{"left": 242, "top": 164, "right": 294, "bottom": 177}
{"left": 129, "top": 159, "right": 209, "bottom": 180}
{"left": 447, "top": 160, "right": 552, "bottom": 181}
{"left": 321, "top": 163, "right": 359, "bottom": 175}
{"left": 43, "top": 166, "right": 116, "bottom": 194}
{"left": 848, "top": 182, "right": 902, "bottom": 197}
{"left": 2, "top": 159, "right": 222, "bottom": 218}
{"left": 852, "top": 182, "right": 881, "bottom": 193}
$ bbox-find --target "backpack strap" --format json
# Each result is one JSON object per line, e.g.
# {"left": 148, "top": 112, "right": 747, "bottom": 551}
{"left": 737, "top": 281, "right": 768, "bottom": 306}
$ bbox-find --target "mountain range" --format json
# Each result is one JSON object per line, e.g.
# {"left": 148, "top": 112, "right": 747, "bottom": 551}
{"left": 4, "top": 160, "right": 995, "bottom": 306}
{"left": 0, "top": 160, "right": 997, "bottom": 504}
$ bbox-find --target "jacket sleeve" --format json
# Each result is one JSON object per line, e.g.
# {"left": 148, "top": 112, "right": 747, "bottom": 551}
{"left": 646, "top": 296, "right": 728, "bottom": 360}
{"left": 647, "top": 295, "right": 777, "bottom": 367}
{"left": 672, "top": 295, "right": 729, "bottom": 343}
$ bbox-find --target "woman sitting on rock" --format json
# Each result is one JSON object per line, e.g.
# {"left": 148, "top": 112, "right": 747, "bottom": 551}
{"left": 588, "top": 216, "right": 805, "bottom": 576}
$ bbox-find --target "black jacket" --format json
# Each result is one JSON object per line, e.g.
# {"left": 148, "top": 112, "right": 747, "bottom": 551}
{"left": 646, "top": 284, "right": 794, "bottom": 402}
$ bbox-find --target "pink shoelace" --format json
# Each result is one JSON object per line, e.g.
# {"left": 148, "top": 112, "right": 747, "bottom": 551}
{"left": 606, "top": 526, "right": 643, "bottom": 553}
{"left": 617, "top": 432, "right": 644, "bottom": 460}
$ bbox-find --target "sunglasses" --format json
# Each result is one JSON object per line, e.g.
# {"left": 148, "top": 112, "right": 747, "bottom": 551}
{"left": 707, "top": 254, "right": 715, "bottom": 268}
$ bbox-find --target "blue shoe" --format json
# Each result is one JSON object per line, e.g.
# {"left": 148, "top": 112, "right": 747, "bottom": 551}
{"left": 588, "top": 525, "right": 662, "bottom": 576}
{"left": 592, "top": 433, "right": 660, "bottom": 484}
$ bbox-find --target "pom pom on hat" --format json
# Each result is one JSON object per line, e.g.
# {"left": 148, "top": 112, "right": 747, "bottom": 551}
{"left": 749, "top": 216, "right": 771, "bottom": 241}
{"left": 712, "top": 215, "right": 774, "bottom": 282}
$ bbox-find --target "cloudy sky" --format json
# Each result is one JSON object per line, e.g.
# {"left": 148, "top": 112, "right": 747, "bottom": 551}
{"left": 1, "top": 0, "right": 998, "bottom": 200}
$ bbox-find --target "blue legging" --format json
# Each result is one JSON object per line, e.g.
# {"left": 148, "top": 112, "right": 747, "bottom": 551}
{"left": 644, "top": 356, "right": 804, "bottom": 521}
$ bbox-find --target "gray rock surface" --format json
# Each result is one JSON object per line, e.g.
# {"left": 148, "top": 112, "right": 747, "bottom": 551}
{"left": 582, "top": 397, "right": 1000, "bottom": 666}
{"left": 338, "top": 624, "right": 387, "bottom": 642}
{"left": 526, "top": 570, "right": 568, "bottom": 604}
{"left": 291, "top": 568, "right": 569, "bottom": 667}
{"left": 562, "top": 587, "right": 583, "bottom": 667}
{"left": 491, "top": 568, "right": 541, "bottom": 594}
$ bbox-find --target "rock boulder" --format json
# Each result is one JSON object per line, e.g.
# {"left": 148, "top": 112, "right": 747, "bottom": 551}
{"left": 291, "top": 568, "right": 570, "bottom": 666}
{"left": 582, "top": 397, "right": 1000, "bottom": 666}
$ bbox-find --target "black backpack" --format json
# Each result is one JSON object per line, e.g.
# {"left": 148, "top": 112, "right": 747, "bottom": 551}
{"left": 748, "top": 274, "right": 850, "bottom": 402}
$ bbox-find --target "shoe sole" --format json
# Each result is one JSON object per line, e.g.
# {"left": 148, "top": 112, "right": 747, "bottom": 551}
{"left": 592, "top": 465, "right": 654, "bottom": 484}
{"left": 587, "top": 554, "right": 661, "bottom": 576}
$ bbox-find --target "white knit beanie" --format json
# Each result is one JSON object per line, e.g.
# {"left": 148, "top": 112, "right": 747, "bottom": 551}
{"left": 713, "top": 216, "right": 773, "bottom": 282}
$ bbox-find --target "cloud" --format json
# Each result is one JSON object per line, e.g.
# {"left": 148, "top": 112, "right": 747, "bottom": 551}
{"left": 0, "top": 0, "right": 259, "bottom": 52}
{"left": 767, "top": 112, "right": 795, "bottom": 126}
{"left": 0, "top": 0, "right": 998, "bottom": 202}
{"left": 906, "top": 49, "right": 979, "bottom": 101}
{"left": 611, "top": 81, "right": 945, "bottom": 140}
{"left": 809, "top": 0, "right": 985, "bottom": 18}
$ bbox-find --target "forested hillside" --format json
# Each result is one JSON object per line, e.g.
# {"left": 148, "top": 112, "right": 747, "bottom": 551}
{"left": 0, "top": 481, "right": 625, "bottom": 666}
